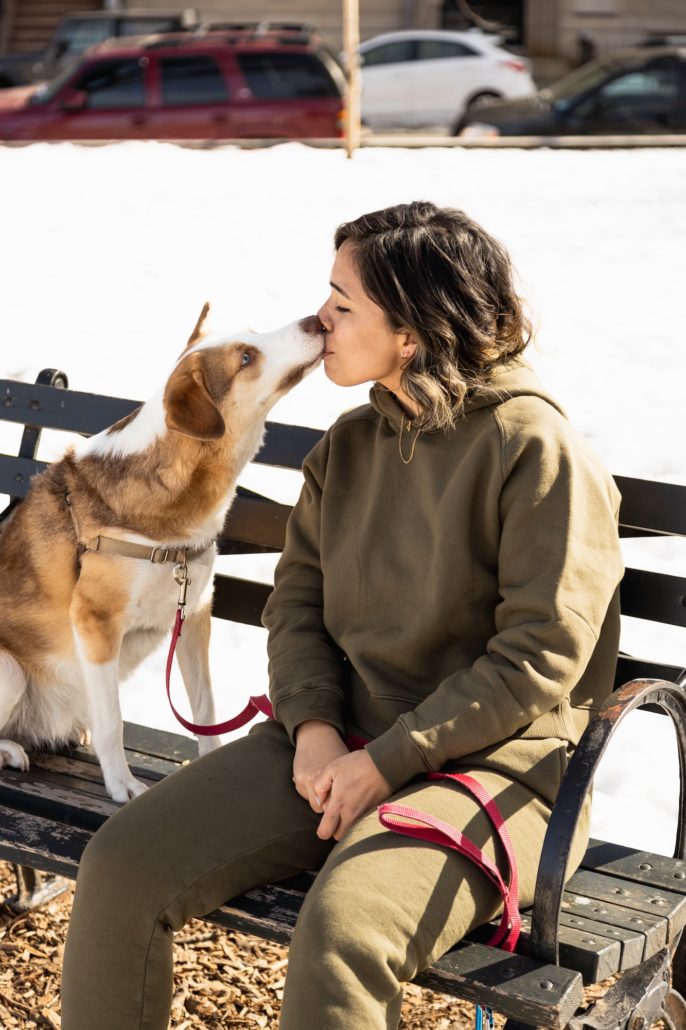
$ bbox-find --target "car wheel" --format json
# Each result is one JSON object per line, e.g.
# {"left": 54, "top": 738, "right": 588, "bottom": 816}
{"left": 466, "top": 91, "right": 501, "bottom": 113}
{"left": 451, "top": 92, "right": 501, "bottom": 136}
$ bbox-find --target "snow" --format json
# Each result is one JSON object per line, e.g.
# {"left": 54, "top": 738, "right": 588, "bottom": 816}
{"left": 1, "top": 141, "right": 685, "bottom": 855}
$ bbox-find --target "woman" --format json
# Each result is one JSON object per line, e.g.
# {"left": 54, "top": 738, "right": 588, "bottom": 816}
{"left": 61, "top": 202, "right": 623, "bottom": 1030}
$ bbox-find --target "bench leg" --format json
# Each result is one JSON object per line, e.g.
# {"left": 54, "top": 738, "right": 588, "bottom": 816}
{"left": 4, "top": 864, "right": 71, "bottom": 913}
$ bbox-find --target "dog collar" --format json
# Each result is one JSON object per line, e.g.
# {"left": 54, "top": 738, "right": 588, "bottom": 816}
{"left": 64, "top": 492, "right": 212, "bottom": 566}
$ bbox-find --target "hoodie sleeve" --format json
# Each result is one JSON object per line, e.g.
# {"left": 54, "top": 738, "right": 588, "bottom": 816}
{"left": 365, "top": 407, "right": 624, "bottom": 791}
{"left": 262, "top": 431, "right": 346, "bottom": 742}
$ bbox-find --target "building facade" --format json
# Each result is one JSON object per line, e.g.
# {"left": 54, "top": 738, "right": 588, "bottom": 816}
{"left": 2, "top": 0, "right": 685, "bottom": 67}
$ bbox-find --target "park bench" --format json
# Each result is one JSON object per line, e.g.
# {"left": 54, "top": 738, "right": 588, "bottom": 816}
{"left": 1, "top": 367, "right": 686, "bottom": 1029}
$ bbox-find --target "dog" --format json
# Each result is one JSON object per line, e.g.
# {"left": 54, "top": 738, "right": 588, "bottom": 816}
{"left": 0, "top": 306, "right": 324, "bottom": 802}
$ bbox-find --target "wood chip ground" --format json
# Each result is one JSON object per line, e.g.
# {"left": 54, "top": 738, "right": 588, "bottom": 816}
{"left": 0, "top": 861, "right": 636, "bottom": 1029}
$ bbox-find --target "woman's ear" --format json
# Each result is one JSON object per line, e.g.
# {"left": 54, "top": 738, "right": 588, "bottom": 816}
{"left": 399, "top": 331, "right": 418, "bottom": 361}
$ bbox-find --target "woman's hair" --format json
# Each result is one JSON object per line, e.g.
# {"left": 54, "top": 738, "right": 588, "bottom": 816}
{"left": 334, "top": 201, "right": 532, "bottom": 431}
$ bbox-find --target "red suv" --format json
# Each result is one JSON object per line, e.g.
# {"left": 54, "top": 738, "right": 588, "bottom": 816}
{"left": 0, "top": 30, "right": 346, "bottom": 141}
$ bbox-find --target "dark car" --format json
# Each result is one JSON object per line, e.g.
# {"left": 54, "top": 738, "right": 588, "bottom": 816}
{"left": 0, "top": 30, "right": 346, "bottom": 141}
{"left": 458, "top": 47, "right": 686, "bottom": 136}
{"left": 0, "top": 9, "right": 199, "bottom": 89}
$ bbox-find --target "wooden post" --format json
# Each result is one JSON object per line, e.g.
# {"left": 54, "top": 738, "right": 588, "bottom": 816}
{"left": 342, "top": 0, "right": 361, "bottom": 158}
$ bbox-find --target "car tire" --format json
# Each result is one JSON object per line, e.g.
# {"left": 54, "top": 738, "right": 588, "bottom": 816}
{"left": 451, "top": 91, "right": 501, "bottom": 136}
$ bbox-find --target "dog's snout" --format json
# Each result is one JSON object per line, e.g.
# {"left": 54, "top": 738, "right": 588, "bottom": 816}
{"left": 299, "top": 315, "right": 325, "bottom": 337}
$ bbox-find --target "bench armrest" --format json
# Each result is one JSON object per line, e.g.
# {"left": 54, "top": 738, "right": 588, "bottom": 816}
{"left": 529, "top": 676, "right": 686, "bottom": 965}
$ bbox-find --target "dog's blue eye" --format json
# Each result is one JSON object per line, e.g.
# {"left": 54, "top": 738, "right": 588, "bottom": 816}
{"left": 241, "top": 352, "right": 251, "bottom": 367}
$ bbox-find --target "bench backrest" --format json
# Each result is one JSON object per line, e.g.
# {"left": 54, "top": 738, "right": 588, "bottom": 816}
{"left": 1, "top": 370, "right": 685, "bottom": 689}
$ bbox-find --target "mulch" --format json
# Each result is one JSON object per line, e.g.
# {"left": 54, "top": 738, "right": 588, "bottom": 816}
{"left": 0, "top": 861, "right": 497, "bottom": 1029}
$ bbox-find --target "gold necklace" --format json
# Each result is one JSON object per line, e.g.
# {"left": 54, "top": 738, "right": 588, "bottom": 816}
{"left": 398, "top": 416, "right": 421, "bottom": 464}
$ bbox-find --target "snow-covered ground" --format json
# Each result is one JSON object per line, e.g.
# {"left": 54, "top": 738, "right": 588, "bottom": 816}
{"left": 1, "top": 141, "right": 684, "bottom": 854}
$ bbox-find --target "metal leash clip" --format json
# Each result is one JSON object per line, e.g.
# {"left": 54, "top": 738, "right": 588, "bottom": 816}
{"left": 172, "top": 562, "right": 191, "bottom": 620}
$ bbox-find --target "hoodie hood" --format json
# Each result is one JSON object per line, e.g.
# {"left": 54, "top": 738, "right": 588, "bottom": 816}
{"left": 369, "top": 357, "right": 567, "bottom": 432}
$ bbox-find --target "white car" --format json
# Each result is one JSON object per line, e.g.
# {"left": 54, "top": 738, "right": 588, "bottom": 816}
{"left": 354, "top": 29, "right": 536, "bottom": 132}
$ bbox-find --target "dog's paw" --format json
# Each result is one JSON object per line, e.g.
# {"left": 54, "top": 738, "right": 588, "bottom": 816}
{"left": 0, "top": 741, "right": 30, "bottom": 773}
{"left": 107, "top": 776, "right": 148, "bottom": 804}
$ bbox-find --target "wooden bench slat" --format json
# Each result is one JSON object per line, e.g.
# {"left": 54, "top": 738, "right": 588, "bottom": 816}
{"left": 615, "top": 656, "right": 686, "bottom": 689}
{"left": 567, "top": 868, "right": 686, "bottom": 943}
{"left": 220, "top": 493, "right": 292, "bottom": 551}
{"left": 615, "top": 475, "right": 686, "bottom": 538}
{"left": 518, "top": 910, "right": 638, "bottom": 979}
{"left": 0, "top": 454, "right": 46, "bottom": 499}
{"left": 212, "top": 573, "right": 272, "bottom": 626}
{"left": 620, "top": 568, "right": 686, "bottom": 629}
{"left": 122, "top": 721, "right": 198, "bottom": 763}
{"left": 0, "top": 803, "right": 87, "bottom": 878}
{"left": 0, "top": 379, "right": 322, "bottom": 470}
{"left": 414, "top": 941, "right": 584, "bottom": 1029}
{"left": 0, "top": 774, "right": 114, "bottom": 830}
{"left": 560, "top": 888, "right": 667, "bottom": 956}
{"left": 583, "top": 838, "right": 686, "bottom": 894}
{"left": 31, "top": 748, "right": 179, "bottom": 784}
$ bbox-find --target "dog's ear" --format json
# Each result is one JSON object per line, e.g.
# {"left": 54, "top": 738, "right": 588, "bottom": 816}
{"left": 164, "top": 352, "right": 225, "bottom": 440}
{"left": 182, "top": 301, "right": 211, "bottom": 353}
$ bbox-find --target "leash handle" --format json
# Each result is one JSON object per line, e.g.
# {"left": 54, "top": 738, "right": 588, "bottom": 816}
{"left": 378, "top": 771, "right": 521, "bottom": 953}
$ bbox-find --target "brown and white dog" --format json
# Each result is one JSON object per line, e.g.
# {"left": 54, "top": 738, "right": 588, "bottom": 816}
{"left": 0, "top": 307, "right": 324, "bottom": 802}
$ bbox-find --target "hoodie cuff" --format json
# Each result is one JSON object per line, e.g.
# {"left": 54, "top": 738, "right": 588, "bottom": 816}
{"left": 273, "top": 689, "right": 346, "bottom": 745}
{"left": 365, "top": 719, "right": 433, "bottom": 792}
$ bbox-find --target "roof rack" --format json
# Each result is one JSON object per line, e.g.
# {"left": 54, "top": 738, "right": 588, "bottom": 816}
{"left": 201, "top": 20, "right": 320, "bottom": 44}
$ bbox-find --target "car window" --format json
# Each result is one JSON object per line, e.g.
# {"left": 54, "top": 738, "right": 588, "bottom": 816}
{"left": 595, "top": 65, "right": 681, "bottom": 113}
{"left": 236, "top": 53, "right": 339, "bottom": 98}
{"left": 54, "top": 19, "right": 115, "bottom": 57}
{"left": 160, "top": 55, "right": 228, "bottom": 105}
{"left": 73, "top": 58, "right": 147, "bottom": 109}
{"left": 119, "top": 18, "right": 181, "bottom": 36}
{"left": 360, "top": 41, "right": 415, "bottom": 67}
{"left": 416, "top": 40, "right": 476, "bottom": 60}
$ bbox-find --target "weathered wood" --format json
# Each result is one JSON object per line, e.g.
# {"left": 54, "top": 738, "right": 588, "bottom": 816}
{"left": 0, "top": 804, "right": 87, "bottom": 878}
{"left": 560, "top": 889, "right": 667, "bottom": 956}
{"left": 414, "top": 942, "right": 584, "bottom": 1029}
{"left": 583, "top": 838, "right": 686, "bottom": 894}
{"left": 566, "top": 869, "right": 686, "bottom": 944}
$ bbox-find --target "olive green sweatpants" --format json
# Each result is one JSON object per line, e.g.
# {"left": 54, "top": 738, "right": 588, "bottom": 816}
{"left": 61, "top": 720, "right": 586, "bottom": 1030}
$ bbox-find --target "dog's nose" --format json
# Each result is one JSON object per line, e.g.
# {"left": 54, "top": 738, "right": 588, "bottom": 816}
{"left": 299, "top": 315, "right": 325, "bottom": 336}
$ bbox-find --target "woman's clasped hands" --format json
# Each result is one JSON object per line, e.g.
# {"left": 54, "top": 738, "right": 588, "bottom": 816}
{"left": 292, "top": 720, "right": 392, "bottom": 841}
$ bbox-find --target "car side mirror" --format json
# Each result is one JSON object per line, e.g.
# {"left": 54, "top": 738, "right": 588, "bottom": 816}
{"left": 61, "top": 89, "right": 87, "bottom": 112}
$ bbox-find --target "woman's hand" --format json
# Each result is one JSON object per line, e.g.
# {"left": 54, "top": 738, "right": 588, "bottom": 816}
{"left": 313, "top": 749, "right": 392, "bottom": 842}
{"left": 292, "top": 720, "right": 349, "bottom": 814}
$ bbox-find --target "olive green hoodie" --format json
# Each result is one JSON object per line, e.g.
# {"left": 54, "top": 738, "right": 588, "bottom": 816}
{"left": 263, "top": 358, "right": 623, "bottom": 804}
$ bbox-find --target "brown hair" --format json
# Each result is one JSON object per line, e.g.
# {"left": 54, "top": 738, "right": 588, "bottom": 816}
{"left": 334, "top": 201, "right": 531, "bottom": 430}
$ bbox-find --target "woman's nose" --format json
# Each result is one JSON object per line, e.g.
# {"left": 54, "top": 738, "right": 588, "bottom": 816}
{"left": 317, "top": 302, "right": 332, "bottom": 332}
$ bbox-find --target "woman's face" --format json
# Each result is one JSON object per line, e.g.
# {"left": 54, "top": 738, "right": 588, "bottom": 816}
{"left": 317, "top": 241, "right": 416, "bottom": 396}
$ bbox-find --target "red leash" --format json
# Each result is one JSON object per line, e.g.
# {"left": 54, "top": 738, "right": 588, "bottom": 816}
{"left": 378, "top": 771, "right": 520, "bottom": 952}
{"left": 166, "top": 608, "right": 274, "bottom": 736}
{"left": 166, "top": 608, "right": 369, "bottom": 747}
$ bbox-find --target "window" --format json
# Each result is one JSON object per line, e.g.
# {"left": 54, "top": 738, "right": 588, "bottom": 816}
{"left": 360, "top": 41, "right": 415, "bottom": 67}
{"left": 74, "top": 58, "right": 146, "bottom": 109}
{"left": 417, "top": 40, "right": 476, "bottom": 61}
{"left": 120, "top": 18, "right": 181, "bottom": 36}
{"left": 595, "top": 64, "right": 681, "bottom": 115}
{"left": 237, "top": 53, "right": 339, "bottom": 99}
{"left": 54, "top": 19, "right": 115, "bottom": 58}
{"left": 160, "top": 55, "right": 228, "bottom": 105}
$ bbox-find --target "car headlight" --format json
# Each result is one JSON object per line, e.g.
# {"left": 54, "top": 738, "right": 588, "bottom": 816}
{"left": 458, "top": 123, "right": 501, "bottom": 139}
